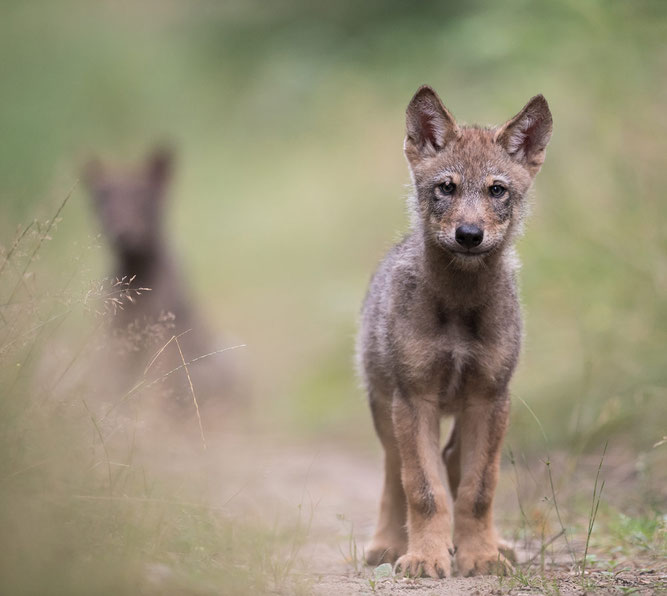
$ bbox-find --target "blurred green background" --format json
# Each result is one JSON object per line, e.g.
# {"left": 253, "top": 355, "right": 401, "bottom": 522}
{"left": 1, "top": 0, "right": 665, "bottom": 453}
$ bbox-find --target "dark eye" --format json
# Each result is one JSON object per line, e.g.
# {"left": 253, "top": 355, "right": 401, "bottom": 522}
{"left": 438, "top": 181, "right": 456, "bottom": 195}
{"left": 489, "top": 184, "right": 506, "bottom": 198}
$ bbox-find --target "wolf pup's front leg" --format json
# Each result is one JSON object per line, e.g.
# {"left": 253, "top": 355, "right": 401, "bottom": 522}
{"left": 451, "top": 397, "right": 512, "bottom": 576}
{"left": 358, "top": 85, "right": 552, "bottom": 579}
{"left": 392, "top": 394, "right": 453, "bottom": 578}
{"left": 365, "top": 394, "right": 408, "bottom": 566}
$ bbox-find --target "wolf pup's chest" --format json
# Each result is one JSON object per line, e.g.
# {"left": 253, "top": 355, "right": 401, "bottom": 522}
{"left": 433, "top": 306, "right": 486, "bottom": 403}
{"left": 394, "top": 303, "right": 488, "bottom": 398}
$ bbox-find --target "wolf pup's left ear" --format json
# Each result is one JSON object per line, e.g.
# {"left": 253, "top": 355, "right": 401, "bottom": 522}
{"left": 495, "top": 95, "right": 552, "bottom": 177}
{"left": 405, "top": 85, "right": 460, "bottom": 165}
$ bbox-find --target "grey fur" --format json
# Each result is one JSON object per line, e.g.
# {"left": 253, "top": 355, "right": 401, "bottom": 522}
{"left": 85, "top": 148, "right": 202, "bottom": 348}
{"left": 358, "top": 85, "right": 552, "bottom": 420}
{"left": 84, "top": 148, "right": 241, "bottom": 405}
{"left": 357, "top": 85, "right": 552, "bottom": 575}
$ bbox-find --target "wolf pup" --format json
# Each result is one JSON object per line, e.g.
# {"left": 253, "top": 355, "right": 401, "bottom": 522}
{"left": 84, "top": 148, "right": 190, "bottom": 334}
{"left": 358, "top": 86, "right": 552, "bottom": 578}
{"left": 84, "top": 148, "right": 238, "bottom": 404}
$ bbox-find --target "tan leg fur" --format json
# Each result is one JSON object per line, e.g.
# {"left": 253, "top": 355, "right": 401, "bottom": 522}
{"left": 365, "top": 396, "right": 408, "bottom": 565}
{"left": 451, "top": 397, "right": 513, "bottom": 576}
{"left": 391, "top": 395, "right": 452, "bottom": 578}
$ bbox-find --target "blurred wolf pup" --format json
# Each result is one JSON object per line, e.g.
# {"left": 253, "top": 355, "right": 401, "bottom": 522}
{"left": 84, "top": 148, "right": 240, "bottom": 409}
{"left": 358, "top": 86, "right": 552, "bottom": 578}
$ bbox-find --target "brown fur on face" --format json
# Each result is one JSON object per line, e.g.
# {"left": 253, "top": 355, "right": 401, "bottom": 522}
{"left": 405, "top": 86, "right": 551, "bottom": 271}
{"left": 358, "top": 85, "right": 552, "bottom": 578}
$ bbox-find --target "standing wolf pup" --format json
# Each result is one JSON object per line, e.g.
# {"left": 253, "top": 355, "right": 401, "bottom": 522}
{"left": 358, "top": 85, "right": 552, "bottom": 578}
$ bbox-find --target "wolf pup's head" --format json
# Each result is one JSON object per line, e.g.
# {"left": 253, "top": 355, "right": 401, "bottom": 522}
{"left": 404, "top": 85, "right": 552, "bottom": 269}
{"left": 83, "top": 147, "right": 173, "bottom": 257}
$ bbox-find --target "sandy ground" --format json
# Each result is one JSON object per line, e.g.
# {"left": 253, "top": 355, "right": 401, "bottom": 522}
{"left": 139, "top": 425, "right": 665, "bottom": 596}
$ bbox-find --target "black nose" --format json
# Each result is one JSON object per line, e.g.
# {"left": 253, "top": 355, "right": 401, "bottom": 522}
{"left": 455, "top": 224, "right": 484, "bottom": 248}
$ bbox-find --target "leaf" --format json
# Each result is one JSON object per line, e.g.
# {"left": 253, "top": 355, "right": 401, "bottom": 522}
{"left": 373, "top": 563, "right": 393, "bottom": 580}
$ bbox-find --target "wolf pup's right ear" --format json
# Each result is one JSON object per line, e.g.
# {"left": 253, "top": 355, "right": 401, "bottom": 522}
{"left": 405, "top": 85, "right": 460, "bottom": 165}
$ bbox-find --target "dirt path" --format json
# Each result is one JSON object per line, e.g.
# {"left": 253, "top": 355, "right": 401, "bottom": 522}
{"left": 143, "top": 429, "right": 664, "bottom": 595}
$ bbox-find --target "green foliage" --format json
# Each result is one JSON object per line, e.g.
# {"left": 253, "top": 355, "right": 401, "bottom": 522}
{"left": 3, "top": 0, "right": 664, "bottom": 452}
{"left": 608, "top": 512, "right": 667, "bottom": 556}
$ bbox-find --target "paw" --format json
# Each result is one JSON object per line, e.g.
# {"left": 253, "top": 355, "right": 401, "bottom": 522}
{"left": 394, "top": 552, "right": 451, "bottom": 578}
{"left": 456, "top": 547, "right": 513, "bottom": 577}
{"left": 365, "top": 540, "right": 404, "bottom": 566}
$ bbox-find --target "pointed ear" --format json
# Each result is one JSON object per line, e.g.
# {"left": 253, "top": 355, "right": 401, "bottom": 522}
{"left": 81, "top": 157, "right": 103, "bottom": 190}
{"left": 495, "top": 95, "right": 552, "bottom": 176}
{"left": 405, "top": 85, "right": 460, "bottom": 164}
{"left": 146, "top": 146, "right": 174, "bottom": 190}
